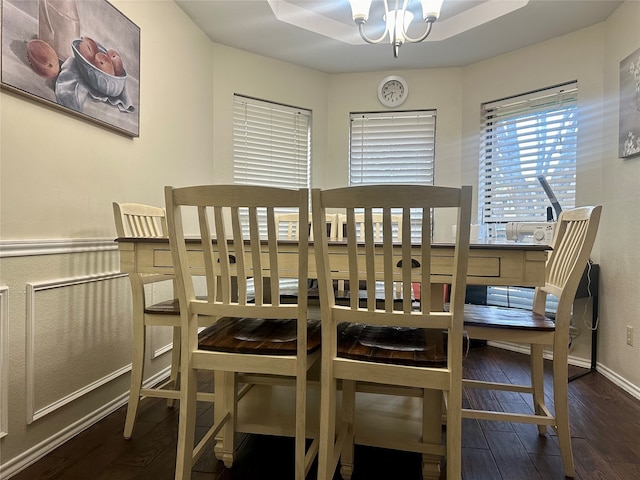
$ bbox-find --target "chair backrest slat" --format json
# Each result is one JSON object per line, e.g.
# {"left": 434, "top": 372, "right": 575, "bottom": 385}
{"left": 275, "top": 212, "right": 338, "bottom": 241}
{"left": 313, "top": 185, "right": 472, "bottom": 331}
{"left": 337, "top": 212, "right": 403, "bottom": 241}
{"left": 165, "top": 185, "right": 309, "bottom": 322}
{"left": 113, "top": 202, "right": 167, "bottom": 238}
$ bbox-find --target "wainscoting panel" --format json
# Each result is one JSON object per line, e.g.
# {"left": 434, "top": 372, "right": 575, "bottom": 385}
{"left": 150, "top": 327, "right": 174, "bottom": 360}
{"left": 1, "top": 286, "right": 8, "bottom": 438}
{"left": 26, "top": 273, "right": 131, "bottom": 424}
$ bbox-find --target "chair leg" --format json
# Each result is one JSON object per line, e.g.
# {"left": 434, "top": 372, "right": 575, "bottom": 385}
{"left": 123, "top": 320, "right": 146, "bottom": 439}
{"left": 317, "top": 370, "right": 338, "bottom": 480}
{"left": 167, "top": 326, "right": 181, "bottom": 408}
{"left": 421, "top": 389, "right": 442, "bottom": 480}
{"left": 445, "top": 386, "right": 462, "bottom": 480}
{"left": 530, "top": 344, "right": 547, "bottom": 435}
{"left": 214, "top": 371, "right": 236, "bottom": 468}
{"left": 552, "top": 346, "right": 575, "bottom": 478}
{"left": 339, "top": 380, "right": 355, "bottom": 480}
{"left": 175, "top": 365, "right": 198, "bottom": 480}
{"left": 295, "top": 369, "right": 307, "bottom": 480}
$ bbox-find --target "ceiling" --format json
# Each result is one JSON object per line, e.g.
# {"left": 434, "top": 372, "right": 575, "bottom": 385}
{"left": 174, "top": 0, "right": 623, "bottom": 74}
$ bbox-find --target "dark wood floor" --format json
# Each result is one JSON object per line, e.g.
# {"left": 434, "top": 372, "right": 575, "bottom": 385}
{"left": 10, "top": 346, "right": 640, "bottom": 480}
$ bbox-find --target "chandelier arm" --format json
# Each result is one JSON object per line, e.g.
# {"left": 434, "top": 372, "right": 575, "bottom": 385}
{"left": 357, "top": 21, "right": 390, "bottom": 45}
{"left": 402, "top": 19, "right": 434, "bottom": 44}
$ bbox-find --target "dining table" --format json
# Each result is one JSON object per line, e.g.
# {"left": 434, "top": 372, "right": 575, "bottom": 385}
{"left": 116, "top": 236, "right": 548, "bottom": 287}
{"left": 115, "top": 236, "right": 549, "bottom": 479}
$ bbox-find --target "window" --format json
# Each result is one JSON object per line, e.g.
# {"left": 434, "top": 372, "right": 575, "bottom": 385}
{"left": 479, "top": 82, "right": 578, "bottom": 311}
{"left": 479, "top": 82, "right": 578, "bottom": 237}
{"left": 233, "top": 94, "right": 311, "bottom": 233}
{"left": 233, "top": 95, "right": 311, "bottom": 291}
{"left": 234, "top": 95, "right": 310, "bottom": 190}
{"left": 350, "top": 110, "right": 435, "bottom": 185}
{"left": 349, "top": 110, "right": 436, "bottom": 240}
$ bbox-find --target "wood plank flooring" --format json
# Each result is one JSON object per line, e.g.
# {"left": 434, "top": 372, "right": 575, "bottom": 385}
{"left": 9, "top": 346, "right": 640, "bottom": 480}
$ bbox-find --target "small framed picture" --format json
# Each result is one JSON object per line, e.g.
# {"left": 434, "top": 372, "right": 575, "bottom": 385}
{"left": 1, "top": 0, "right": 140, "bottom": 137}
{"left": 619, "top": 46, "right": 640, "bottom": 159}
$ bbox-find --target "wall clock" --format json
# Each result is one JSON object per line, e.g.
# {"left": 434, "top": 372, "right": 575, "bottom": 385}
{"left": 378, "top": 75, "right": 408, "bottom": 107}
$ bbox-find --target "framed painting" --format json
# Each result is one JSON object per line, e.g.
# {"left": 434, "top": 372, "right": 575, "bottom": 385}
{"left": 1, "top": 0, "right": 140, "bottom": 137}
{"left": 619, "top": 46, "right": 640, "bottom": 159}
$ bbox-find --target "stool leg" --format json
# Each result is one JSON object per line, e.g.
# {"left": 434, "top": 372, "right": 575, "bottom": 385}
{"left": 175, "top": 361, "right": 198, "bottom": 479}
{"left": 167, "top": 326, "right": 181, "bottom": 407}
{"left": 339, "top": 380, "right": 355, "bottom": 480}
{"left": 553, "top": 342, "right": 575, "bottom": 477}
{"left": 421, "top": 389, "right": 443, "bottom": 480}
{"left": 530, "top": 344, "right": 547, "bottom": 435}
{"left": 124, "top": 316, "right": 145, "bottom": 439}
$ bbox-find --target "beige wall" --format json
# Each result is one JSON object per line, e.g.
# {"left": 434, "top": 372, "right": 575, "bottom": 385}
{"left": 1, "top": 1, "right": 215, "bottom": 241}
{"left": 460, "top": 24, "right": 608, "bottom": 364}
{"left": 326, "top": 68, "right": 464, "bottom": 240}
{"left": 1, "top": 0, "right": 639, "bottom": 475}
{"left": 209, "top": 43, "right": 330, "bottom": 187}
{"left": 599, "top": 0, "right": 640, "bottom": 389}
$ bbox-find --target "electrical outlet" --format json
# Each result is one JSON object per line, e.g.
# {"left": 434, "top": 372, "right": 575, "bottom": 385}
{"left": 627, "top": 326, "right": 634, "bottom": 346}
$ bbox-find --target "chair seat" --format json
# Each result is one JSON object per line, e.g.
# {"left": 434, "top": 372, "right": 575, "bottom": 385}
{"left": 144, "top": 296, "right": 208, "bottom": 315}
{"left": 337, "top": 323, "right": 447, "bottom": 367}
{"left": 463, "top": 304, "right": 555, "bottom": 331}
{"left": 198, "top": 318, "right": 321, "bottom": 355}
{"left": 144, "top": 298, "right": 181, "bottom": 315}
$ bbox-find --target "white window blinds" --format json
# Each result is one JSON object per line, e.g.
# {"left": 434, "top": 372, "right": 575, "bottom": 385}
{"left": 232, "top": 95, "right": 311, "bottom": 292}
{"left": 479, "top": 82, "right": 578, "bottom": 231}
{"left": 479, "top": 83, "right": 578, "bottom": 313}
{"left": 350, "top": 111, "right": 436, "bottom": 185}
{"left": 349, "top": 110, "right": 436, "bottom": 242}
{"left": 233, "top": 95, "right": 310, "bottom": 190}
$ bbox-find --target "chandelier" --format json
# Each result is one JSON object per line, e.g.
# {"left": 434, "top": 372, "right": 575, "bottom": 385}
{"left": 348, "top": 0, "right": 444, "bottom": 58}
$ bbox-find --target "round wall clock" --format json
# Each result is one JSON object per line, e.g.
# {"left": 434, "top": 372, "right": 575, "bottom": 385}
{"left": 378, "top": 75, "right": 408, "bottom": 107}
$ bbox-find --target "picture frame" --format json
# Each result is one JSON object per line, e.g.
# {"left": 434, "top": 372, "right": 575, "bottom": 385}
{"left": 1, "top": 0, "right": 140, "bottom": 137}
{"left": 619, "top": 46, "right": 640, "bottom": 159}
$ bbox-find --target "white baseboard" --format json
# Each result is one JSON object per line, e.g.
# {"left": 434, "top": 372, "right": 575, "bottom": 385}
{"left": 487, "top": 341, "right": 640, "bottom": 401}
{"left": 595, "top": 363, "right": 640, "bottom": 400}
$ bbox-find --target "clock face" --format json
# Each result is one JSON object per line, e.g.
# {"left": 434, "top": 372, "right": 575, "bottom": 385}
{"left": 378, "top": 76, "right": 408, "bottom": 107}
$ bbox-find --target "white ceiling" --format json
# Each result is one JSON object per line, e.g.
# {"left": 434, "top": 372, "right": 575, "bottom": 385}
{"left": 174, "top": 0, "right": 623, "bottom": 74}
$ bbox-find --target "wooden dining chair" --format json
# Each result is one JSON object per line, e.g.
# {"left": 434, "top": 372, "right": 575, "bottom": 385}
{"left": 276, "top": 211, "right": 338, "bottom": 241}
{"left": 336, "top": 211, "right": 404, "bottom": 302}
{"left": 113, "top": 202, "right": 183, "bottom": 439}
{"left": 165, "top": 185, "right": 321, "bottom": 480}
{"left": 336, "top": 212, "right": 402, "bottom": 242}
{"left": 113, "top": 202, "right": 215, "bottom": 439}
{"left": 461, "top": 205, "right": 602, "bottom": 478}
{"left": 313, "top": 185, "right": 472, "bottom": 480}
{"left": 276, "top": 212, "right": 338, "bottom": 304}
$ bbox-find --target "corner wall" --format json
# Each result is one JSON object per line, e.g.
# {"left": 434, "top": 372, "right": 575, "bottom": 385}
{"left": 599, "top": 0, "right": 640, "bottom": 391}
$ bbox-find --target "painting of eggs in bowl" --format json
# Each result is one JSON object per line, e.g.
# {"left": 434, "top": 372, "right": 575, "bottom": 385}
{"left": 2, "top": 0, "right": 140, "bottom": 136}
{"left": 72, "top": 37, "right": 127, "bottom": 97}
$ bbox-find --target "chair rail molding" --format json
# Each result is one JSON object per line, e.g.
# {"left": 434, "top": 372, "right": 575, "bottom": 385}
{"left": 0, "top": 238, "right": 117, "bottom": 258}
